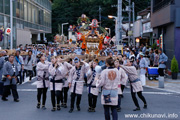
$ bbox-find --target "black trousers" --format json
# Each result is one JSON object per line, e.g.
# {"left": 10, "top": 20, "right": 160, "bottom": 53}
{"left": 17, "top": 70, "right": 23, "bottom": 84}
{"left": 70, "top": 93, "right": 82, "bottom": 109}
{"left": 0, "top": 82, "right": 3, "bottom": 96}
{"left": 117, "top": 95, "right": 121, "bottom": 108}
{"left": 2, "top": 85, "right": 19, "bottom": 100}
{"left": 51, "top": 90, "right": 61, "bottom": 107}
{"left": 23, "top": 70, "right": 33, "bottom": 81}
{"left": 158, "top": 68, "right": 164, "bottom": 76}
{"left": 37, "top": 88, "right": 48, "bottom": 105}
{"left": 103, "top": 105, "right": 118, "bottom": 120}
{"left": 61, "top": 87, "right": 69, "bottom": 104}
{"left": 121, "top": 85, "right": 125, "bottom": 93}
{"left": 88, "top": 93, "right": 97, "bottom": 108}
{"left": 33, "top": 66, "right": 36, "bottom": 77}
{"left": 130, "top": 86, "right": 147, "bottom": 108}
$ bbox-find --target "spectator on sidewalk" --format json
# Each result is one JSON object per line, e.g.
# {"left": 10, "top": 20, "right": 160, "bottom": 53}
{"left": 153, "top": 49, "right": 159, "bottom": 67}
{"left": 149, "top": 49, "right": 154, "bottom": 67}
{"left": 129, "top": 50, "right": 135, "bottom": 60}
{"left": 158, "top": 49, "right": 168, "bottom": 76}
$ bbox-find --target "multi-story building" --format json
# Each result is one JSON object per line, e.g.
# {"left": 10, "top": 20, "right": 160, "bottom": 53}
{"left": 0, "top": 0, "right": 52, "bottom": 48}
{"left": 151, "top": 0, "right": 180, "bottom": 69}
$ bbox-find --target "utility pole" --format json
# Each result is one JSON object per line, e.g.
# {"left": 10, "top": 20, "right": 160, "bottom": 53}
{"left": 99, "top": 6, "right": 102, "bottom": 27}
{"left": 132, "top": 2, "right": 135, "bottom": 46}
{"left": 10, "top": 0, "right": 13, "bottom": 49}
{"left": 117, "top": 0, "right": 123, "bottom": 45}
{"left": 128, "top": 0, "right": 131, "bottom": 46}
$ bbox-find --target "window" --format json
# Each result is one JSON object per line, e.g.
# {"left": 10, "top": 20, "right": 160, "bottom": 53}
{"left": 32, "top": 5, "right": 35, "bottom": 23}
{"left": 0, "top": 15, "right": 4, "bottom": 26}
{"left": 5, "top": 0, "right": 10, "bottom": 15}
{"left": 28, "top": 3, "right": 32, "bottom": 22}
{"left": 20, "top": 0, "right": 24, "bottom": 19}
{"left": 24, "top": 0, "right": 28, "bottom": 21}
{"left": 0, "top": 0, "right": 3, "bottom": 13}
{"left": 16, "top": 0, "right": 20, "bottom": 18}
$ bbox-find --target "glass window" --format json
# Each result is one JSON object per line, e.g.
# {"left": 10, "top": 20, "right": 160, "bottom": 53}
{"left": 20, "top": 0, "right": 24, "bottom": 19}
{"left": 28, "top": 3, "right": 32, "bottom": 22}
{"left": 0, "top": 15, "right": 4, "bottom": 26}
{"left": 32, "top": 5, "right": 35, "bottom": 23}
{"left": 34, "top": 6, "right": 38, "bottom": 24}
{"left": 24, "top": 0, "right": 28, "bottom": 21}
{"left": 16, "top": 0, "right": 20, "bottom": 18}
{"left": 5, "top": 0, "right": 10, "bottom": 15}
{"left": 0, "top": 0, "right": 3, "bottom": 13}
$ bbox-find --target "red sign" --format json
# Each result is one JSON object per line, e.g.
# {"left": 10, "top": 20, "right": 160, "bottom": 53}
{"left": 5, "top": 28, "right": 11, "bottom": 35}
{"left": 157, "top": 39, "right": 159, "bottom": 46}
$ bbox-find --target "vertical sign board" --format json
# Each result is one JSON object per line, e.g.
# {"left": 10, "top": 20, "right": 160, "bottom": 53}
{"left": 160, "top": 34, "right": 163, "bottom": 50}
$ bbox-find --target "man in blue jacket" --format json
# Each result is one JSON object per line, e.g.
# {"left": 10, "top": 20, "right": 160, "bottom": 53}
{"left": 158, "top": 49, "right": 168, "bottom": 76}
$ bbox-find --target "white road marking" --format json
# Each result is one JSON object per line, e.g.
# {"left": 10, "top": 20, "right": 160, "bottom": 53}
{"left": 144, "top": 85, "right": 180, "bottom": 94}
{"left": 31, "top": 81, "right": 38, "bottom": 86}
{"left": 17, "top": 89, "right": 37, "bottom": 92}
{"left": 21, "top": 77, "right": 30, "bottom": 85}
{"left": 123, "top": 91, "right": 173, "bottom": 95}
{"left": 16, "top": 89, "right": 175, "bottom": 95}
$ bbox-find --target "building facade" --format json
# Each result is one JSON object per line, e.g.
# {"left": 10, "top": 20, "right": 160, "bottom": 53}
{"left": 133, "top": 7, "right": 153, "bottom": 48}
{"left": 151, "top": 0, "right": 180, "bottom": 69}
{"left": 0, "top": 0, "right": 52, "bottom": 48}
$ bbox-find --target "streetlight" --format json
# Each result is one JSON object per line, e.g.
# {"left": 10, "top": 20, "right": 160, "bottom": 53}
{"left": 105, "top": 28, "right": 111, "bottom": 36}
{"left": 61, "top": 23, "right": 69, "bottom": 36}
{"left": 108, "top": 15, "right": 118, "bottom": 45}
{"left": 108, "top": 15, "right": 117, "bottom": 19}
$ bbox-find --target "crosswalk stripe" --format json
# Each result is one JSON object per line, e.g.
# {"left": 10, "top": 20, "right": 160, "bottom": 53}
{"left": 16, "top": 89, "right": 174, "bottom": 95}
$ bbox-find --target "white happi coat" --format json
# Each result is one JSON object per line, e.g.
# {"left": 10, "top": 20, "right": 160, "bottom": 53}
{"left": 62, "top": 62, "right": 73, "bottom": 88}
{"left": 48, "top": 63, "right": 66, "bottom": 91}
{"left": 117, "top": 67, "right": 128, "bottom": 95}
{"left": 68, "top": 63, "right": 89, "bottom": 95}
{"left": 96, "top": 68, "right": 120, "bottom": 106}
{"left": 86, "top": 68, "right": 100, "bottom": 96}
{"left": 121, "top": 65, "right": 143, "bottom": 92}
{"left": 36, "top": 61, "right": 51, "bottom": 88}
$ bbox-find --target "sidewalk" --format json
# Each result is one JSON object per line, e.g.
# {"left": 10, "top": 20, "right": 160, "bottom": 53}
{"left": 145, "top": 74, "right": 180, "bottom": 94}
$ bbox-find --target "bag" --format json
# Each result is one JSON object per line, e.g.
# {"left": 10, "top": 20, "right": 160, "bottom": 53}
{"left": 103, "top": 94, "right": 111, "bottom": 103}
{"left": 103, "top": 89, "right": 118, "bottom": 97}
{"left": 102, "top": 80, "right": 118, "bottom": 103}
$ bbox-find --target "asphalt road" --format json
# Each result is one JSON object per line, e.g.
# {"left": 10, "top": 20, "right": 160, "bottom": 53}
{"left": 0, "top": 78, "right": 180, "bottom": 120}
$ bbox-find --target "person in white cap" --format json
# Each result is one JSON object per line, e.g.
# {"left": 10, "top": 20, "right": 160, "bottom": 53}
{"left": 139, "top": 52, "right": 148, "bottom": 86}
{"left": 68, "top": 57, "right": 89, "bottom": 113}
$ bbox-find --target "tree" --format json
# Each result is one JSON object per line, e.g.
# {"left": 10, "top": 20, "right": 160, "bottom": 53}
{"left": 46, "top": 0, "right": 150, "bottom": 42}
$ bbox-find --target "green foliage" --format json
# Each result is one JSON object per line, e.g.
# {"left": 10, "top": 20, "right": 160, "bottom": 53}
{"left": 151, "top": 43, "right": 159, "bottom": 50}
{"left": 171, "top": 56, "right": 179, "bottom": 73}
{"left": 47, "top": 0, "right": 150, "bottom": 41}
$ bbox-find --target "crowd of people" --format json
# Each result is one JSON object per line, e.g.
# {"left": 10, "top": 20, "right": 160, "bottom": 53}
{"left": 0, "top": 43, "right": 168, "bottom": 120}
